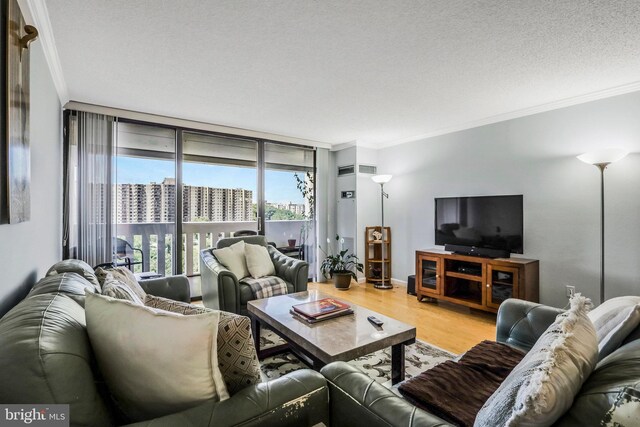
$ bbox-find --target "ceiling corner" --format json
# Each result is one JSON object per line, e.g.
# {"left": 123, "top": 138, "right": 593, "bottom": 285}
{"left": 20, "top": 0, "right": 69, "bottom": 105}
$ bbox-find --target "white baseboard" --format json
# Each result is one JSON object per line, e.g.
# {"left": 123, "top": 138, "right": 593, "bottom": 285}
{"left": 357, "top": 277, "right": 407, "bottom": 286}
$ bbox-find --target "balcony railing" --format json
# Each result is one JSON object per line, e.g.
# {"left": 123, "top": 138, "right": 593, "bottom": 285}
{"left": 115, "top": 220, "right": 314, "bottom": 277}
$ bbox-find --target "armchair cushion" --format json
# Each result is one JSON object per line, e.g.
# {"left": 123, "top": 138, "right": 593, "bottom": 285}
{"left": 212, "top": 241, "right": 250, "bottom": 279}
{"left": 85, "top": 293, "right": 229, "bottom": 422}
{"left": 476, "top": 295, "right": 598, "bottom": 427}
{"left": 245, "top": 243, "right": 276, "bottom": 278}
{"left": 144, "top": 295, "right": 262, "bottom": 395}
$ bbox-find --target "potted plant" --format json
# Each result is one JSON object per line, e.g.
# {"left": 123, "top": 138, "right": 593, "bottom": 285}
{"left": 319, "top": 235, "right": 364, "bottom": 290}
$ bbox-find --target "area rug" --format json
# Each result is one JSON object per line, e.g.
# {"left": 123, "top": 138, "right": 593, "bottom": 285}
{"left": 259, "top": 328, "right": 455, "bottom": 385}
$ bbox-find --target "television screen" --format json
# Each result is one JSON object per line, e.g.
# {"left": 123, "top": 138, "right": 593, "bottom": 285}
{"left": 435, "top": 195, "right": 524, "bottom": 254}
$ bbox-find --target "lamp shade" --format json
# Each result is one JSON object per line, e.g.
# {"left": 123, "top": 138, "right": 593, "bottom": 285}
{"left": 577, "top": 148, "right": 629, "bottom": 165}
{"left": 371, "top": 174, "right": 392, "bottom": 184}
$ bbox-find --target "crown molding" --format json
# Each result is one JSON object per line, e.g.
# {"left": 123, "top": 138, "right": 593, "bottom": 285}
{"left": 20, "top": 0, "right": 69, "bottom": 104}
{"left": 376, "top": 81, "right": 640, "bottom": 149}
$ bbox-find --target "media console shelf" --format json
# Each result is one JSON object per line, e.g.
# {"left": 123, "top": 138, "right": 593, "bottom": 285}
{"left": 415, "top": 249, "right": 539, "bottom": 313}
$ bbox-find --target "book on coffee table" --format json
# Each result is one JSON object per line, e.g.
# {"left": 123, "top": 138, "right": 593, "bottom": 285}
{"left": 292, "top": 298, "right": 350, "bottom": 318}
{"left": 290, "top": 308, "right": 354, "bottom": 324}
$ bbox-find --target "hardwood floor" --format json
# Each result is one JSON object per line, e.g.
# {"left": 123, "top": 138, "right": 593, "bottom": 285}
{"left": 307, "top": 281, "right": 496, "bottom": 354}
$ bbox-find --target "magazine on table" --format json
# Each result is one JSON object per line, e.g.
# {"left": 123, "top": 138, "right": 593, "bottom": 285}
{"left": 290, "top": 308, "right": 354, "bottom": 324}
{"left": 292, "top": 298, "right": 351, "bottom": 318}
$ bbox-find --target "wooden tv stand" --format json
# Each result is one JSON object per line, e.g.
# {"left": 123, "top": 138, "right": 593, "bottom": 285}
{"left": 415, "top": 249, "right": 539, "bottom": 313}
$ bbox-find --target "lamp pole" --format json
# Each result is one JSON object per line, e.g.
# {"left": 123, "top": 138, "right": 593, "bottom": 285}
{"left": 577, "top": 148, "right": 628, "bottom": 305}
{"left": 379, "top": 182, "right": 391, "bottom": 289}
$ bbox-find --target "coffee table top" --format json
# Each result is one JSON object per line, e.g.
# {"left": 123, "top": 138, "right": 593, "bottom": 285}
{"left": 247, "top": 290, "right": 416, "bottom": 363}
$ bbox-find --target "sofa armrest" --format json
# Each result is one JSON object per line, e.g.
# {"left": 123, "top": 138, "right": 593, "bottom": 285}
{"left": 268, "top": 246, "right": 309, "bottom": 293}
{"left": 320, "top": 362, "right": 453, "bottom": 427}
{"left": 199, "top": 249, "right": 241, "bottom": 313}
{"left": 139, "top": 276, "right": 190, "bottom": 303}
{"left": 124, "top": 369, "right": 329, "bottom": 427}
{"left": 496, "top": 298, "right": 565, "bottom": 352}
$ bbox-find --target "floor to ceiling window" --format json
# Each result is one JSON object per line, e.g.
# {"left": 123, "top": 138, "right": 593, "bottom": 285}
{"left": 114, "top": 122, "right": 177, "bottom": 276}
{"left": 182, "top": 132, "right": 258, "bottom": 275}
{"left": 81, "top": 115, "right": 318, "bottom": 279}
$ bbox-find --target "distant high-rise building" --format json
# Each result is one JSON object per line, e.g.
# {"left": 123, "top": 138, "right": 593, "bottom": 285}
{"left": 115, "top": 179, "right": 253, "bottom": 223}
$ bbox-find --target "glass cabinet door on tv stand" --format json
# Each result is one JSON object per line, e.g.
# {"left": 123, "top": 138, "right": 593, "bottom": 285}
{"left": 416, "top": 254, "right": 442, "bottom": 299}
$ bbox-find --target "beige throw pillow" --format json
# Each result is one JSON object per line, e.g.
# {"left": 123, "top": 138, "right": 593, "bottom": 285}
{"left": 213, "top": 241, "right": 250, "bottom": 279}
{"left": 95, "top": 266, "right": 147, "bottom": 302}
{"left": 244, "top": 243, "right": 275, "bottom": 279}
{"left": 85, "top": 293, "right": 229, "bottom": 422}
{"left": 100, "top": 272, "right": 144, "bottom": 305}
{"left": 475, "top": 295, "right": 598, "bottom": 427}
{"left": 588, "top": 296, "right": 640, "bottom": 360}
{"left": 144, "top": 295, "right": 262, "bottom": 395}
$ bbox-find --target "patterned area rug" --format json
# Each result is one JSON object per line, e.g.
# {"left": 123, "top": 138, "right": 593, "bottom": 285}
{"left": 259, "top": 327, "right": 455, "bottom": 385}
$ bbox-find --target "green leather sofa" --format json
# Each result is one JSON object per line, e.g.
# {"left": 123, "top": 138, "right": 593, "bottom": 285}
{"left": 320, "top": 298, "right": 640, "bottom": 427}
{"left": 199, "top": 236, "right": 309, "bottom": 315}
{"left": 0, "top": 260, "right": 328, "bottom": 427}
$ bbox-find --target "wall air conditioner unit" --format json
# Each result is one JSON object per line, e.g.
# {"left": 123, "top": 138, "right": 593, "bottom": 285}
{"left": 358, "top": 165, "right": 377, "bottom": 175}
{"left": 338, "top": 165, "right": 355, "bottom": 176}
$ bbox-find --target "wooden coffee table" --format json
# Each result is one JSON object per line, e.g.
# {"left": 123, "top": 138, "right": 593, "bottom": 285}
{"left": 247, "top": 290, "right": 416, "bottom": 384}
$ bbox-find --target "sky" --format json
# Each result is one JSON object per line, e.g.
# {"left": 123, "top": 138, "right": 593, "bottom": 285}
{"left": 116, "top": 156, "right": 305, "bottom": 204}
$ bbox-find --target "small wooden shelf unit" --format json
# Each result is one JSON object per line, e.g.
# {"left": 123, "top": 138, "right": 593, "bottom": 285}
{"left": 415, "top": 249, "right": 539, "bottom": 313}
{"left": 365, "top": 227, "right": 391, "bottom": 284}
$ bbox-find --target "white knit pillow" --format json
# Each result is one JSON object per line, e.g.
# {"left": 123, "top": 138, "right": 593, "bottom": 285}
{"left": 213, "top": 240, "right": 250, "bottom": 279}
{"left": 244, "top": 243, "right": 275, "bottom": 279}
{"left": 588, "top": 296, "right": 640, "bottom": 360}
{"left": 475, "top": 295, "right": 598, "bottom": 427}
{"left": 85, "top": 293, "right": 229, "bottom": 422}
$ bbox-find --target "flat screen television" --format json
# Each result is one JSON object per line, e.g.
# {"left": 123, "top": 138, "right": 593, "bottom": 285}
{"left": 435, "top": 195, "right": 524, "bottom": 254}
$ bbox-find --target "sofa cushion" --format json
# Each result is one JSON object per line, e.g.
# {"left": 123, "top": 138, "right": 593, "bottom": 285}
{"left": 588, "top": 296, "right": 640, "bottom": 360}
{"left": 86, "top": 293, "right": 229, "bottom": 422}
{"left": 100, "top": 272, "right": 144, "bottom": 304}
{"left": 475, "top": 295, "right": 598, "bottom": 427}
{"left": 95, "top": 266, "right": 147, "bottom": 301}
{"left": 212, "top": 241, "right": 250, "bottom": 279}
{"left": 144, "top": 295, "right": 262, "bottom": 395}
{"left": 28, "top": 272, "right": 98, "bottom": 307}
{"left": 0, "top": 292, "right": 113, "bottom": 427}
{"left": 47, "top": 258, "right": 101, "bottom": 290}
{"left": 555, "top": 338, "right": 640, "bottom": 426}
{"left": 245, "top": 243, "right": 275, "bottom": 279}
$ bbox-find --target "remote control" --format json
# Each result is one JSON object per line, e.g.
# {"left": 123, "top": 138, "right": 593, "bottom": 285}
{"left": 367, "top": 316, "right": 384, "bottom": 326}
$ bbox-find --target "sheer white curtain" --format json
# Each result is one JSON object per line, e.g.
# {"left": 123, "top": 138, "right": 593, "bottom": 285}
{"left": 64, "top": 112, "right": 116, "bottom": 267}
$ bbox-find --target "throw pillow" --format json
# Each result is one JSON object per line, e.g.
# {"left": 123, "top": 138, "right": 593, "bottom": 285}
{"left": 85, "top": 293, "right": 229, "bottom": 422}
{"left": 100, "top": 272, "right": 144, "bottom": 305}
{"left": 601, "top": 385, "right": 640, "bottom": 427}
{"left": 95, "top": 266, "right": 147, "bottom": 302}
{"left": 475, "top": 294, "right": 598, "bottom": 427}
{"left": 244, "top": 243, "right": 275, "bottom": 279}
{"left": 588, "top": 296, "right": 640, "bottom": 360}
{"left": 144, "top": 295, "right": 262, "bottom": 395}
{"left": 213, "top": 241, "right": 250, "bottom": 279}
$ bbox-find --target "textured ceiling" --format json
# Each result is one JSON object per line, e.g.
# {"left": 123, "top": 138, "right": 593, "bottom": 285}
{"left": 46, "top": 0, "right": 640, "bottom": 147}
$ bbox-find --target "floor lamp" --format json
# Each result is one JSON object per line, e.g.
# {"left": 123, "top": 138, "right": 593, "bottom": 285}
{"left": 577, "top": 148, "right": 628, "bottom": 304}
{"left": 371, "top": 174, "right": 393, "bottom": 289}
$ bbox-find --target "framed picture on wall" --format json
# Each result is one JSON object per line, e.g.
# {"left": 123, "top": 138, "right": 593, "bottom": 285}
{"left": 2, "top": 0, "right": 38, "bottom": 224}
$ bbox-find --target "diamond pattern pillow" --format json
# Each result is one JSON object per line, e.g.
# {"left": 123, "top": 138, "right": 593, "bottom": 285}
{"left": 144, "top": 295, "right": 261, "bottom": 395}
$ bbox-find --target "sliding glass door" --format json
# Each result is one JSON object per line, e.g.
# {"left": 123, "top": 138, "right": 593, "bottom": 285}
{"left": 114, "top": 122, "right": 177, "bottom": 275}
{"left": 264, "top": 142, "right": 316, "bottom": 277}
{"left": 182, "top": 132, "right": 258, "bottom": 275}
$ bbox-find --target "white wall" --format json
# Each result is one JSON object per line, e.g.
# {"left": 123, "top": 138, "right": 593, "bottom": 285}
{"left": 355, "top": 147, "right": 380, "bottom": 277}
{"left": 379, "top": 91, "right": 640, "bottom": 308}
{"left": 0, "top": 42, "right": 62, "bottom": 316}
{"left": 333, "top": 147, "right": 357, "bottom": 257}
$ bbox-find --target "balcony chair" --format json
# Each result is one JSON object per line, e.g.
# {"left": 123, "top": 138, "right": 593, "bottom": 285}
{"left": 200, "top": 235, "right": 308, "bottom": 315}
{"left": 114, "top": 237, "right": 144, "bottom": 271}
